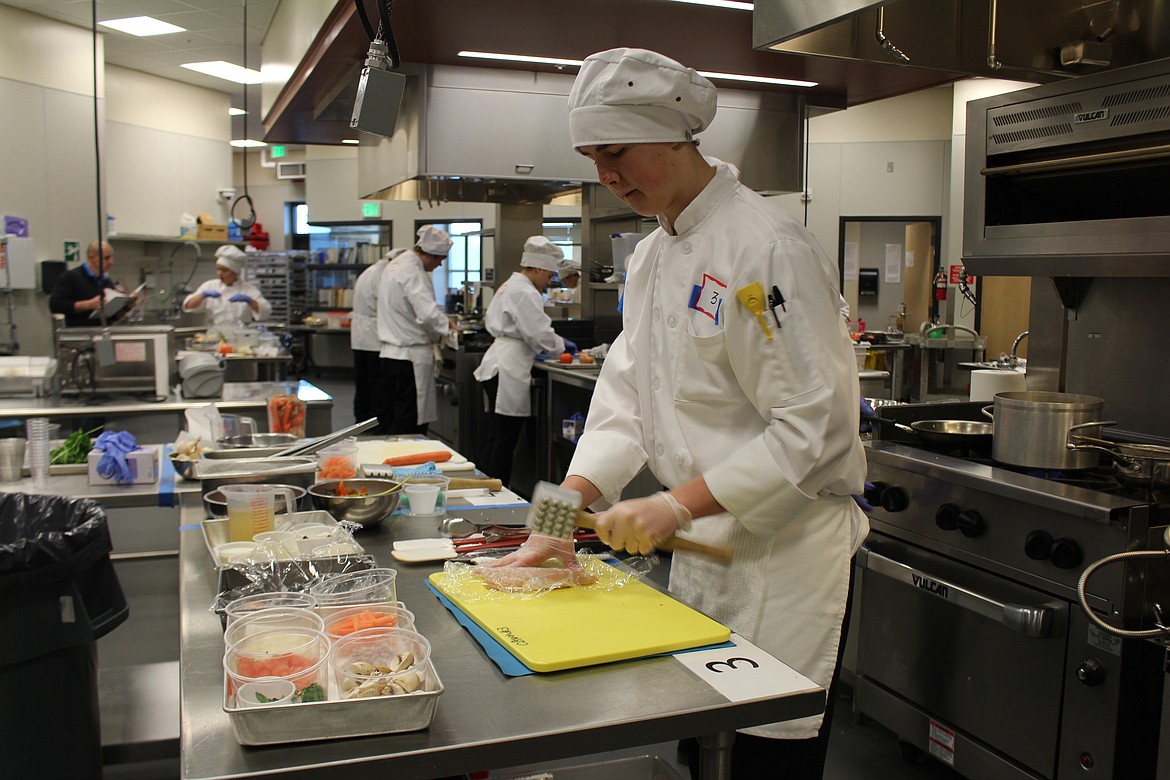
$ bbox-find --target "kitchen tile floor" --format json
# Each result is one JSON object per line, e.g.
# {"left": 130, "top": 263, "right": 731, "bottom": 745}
{"left": 102, "top": 373, "right": 964, "bottom": 779}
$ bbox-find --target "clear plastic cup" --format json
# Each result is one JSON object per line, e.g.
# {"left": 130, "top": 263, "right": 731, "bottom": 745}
{"left": 323, "top": 604, "right": 416, "bottom": 641}
{"left": 316, "top": 443, "right": 358, "bottom": 481}
{"left": 308, "top": 567, "right": 397, "bottom": 608}
{"left": 329, "top": 627, "right": 431, "bottom": 700}
{"left": 402, "top": 475, "right": 450, "bottom": 517}
{"left": 25, "top": 418, "right": 50, "bottom": 483}
{"left": 252, "top": 530, "right": 298, "bottom": 559}
{"left": 224, "top": 607, "right": 325, "bottom": 648}
{"left": 224, "top": 626, "right": 330, "bottom": 699}
{"left": 224, "top": 591, "right": 319, "bottom": 628}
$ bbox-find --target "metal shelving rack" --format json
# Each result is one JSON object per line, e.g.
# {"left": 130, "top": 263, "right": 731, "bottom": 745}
{"left": 245, "top": 251, "right": 309, "bottom": 324}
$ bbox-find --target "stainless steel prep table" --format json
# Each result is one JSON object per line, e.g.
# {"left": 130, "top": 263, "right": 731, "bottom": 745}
{"left": 0, "top": 379, "right": 334, "bottom": 438}
{"left": 178, "top": 498, "right": 824, "bottom": 780}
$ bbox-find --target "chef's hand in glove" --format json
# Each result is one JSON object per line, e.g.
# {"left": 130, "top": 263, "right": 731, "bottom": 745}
{"left": 482, "top": 533, "right": 580, "bottom": 571}
{"left": 852, "top": 481, "right": 876, "bottom": 513}
{"left": 594, "top": 493, "right": 688, "bottom": 556}
{"left": 94, "top": 430, "right": 139, "bottom": 485}
{"left": 228, "top": 293, "right": 253, "bottom": 304}
{"left": 201, "top": 290, "right": 221, "bottom": 299}
{"left": 563, "top": 339, "right": 577, "bottom": 353}
{"left": 859, "top": 396, "right": 878, "bottom": 433}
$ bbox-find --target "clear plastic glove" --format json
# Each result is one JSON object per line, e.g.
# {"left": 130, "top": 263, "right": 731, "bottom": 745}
{"left": 563, "top": 339, "right": 577, "bottom": 353}
{"left": 229, "top": 293, "right": 252, "bottom": 304}
{"left": 852, "top": 481, "right": 875, "bottom": 513}
{"left": 594, "top": 494, "right": 682, "bottom": 556}
{"left": 202, "top": 290, "right": 221, "bottom": 299}
{"left": 859, "top": 397, "right": 878, "bottom": 434}
{"left": 94, "top": 430, "right": 139, "bottom": 484}
{"left": 481, "top": 532, "right": 581, "bottom": 571}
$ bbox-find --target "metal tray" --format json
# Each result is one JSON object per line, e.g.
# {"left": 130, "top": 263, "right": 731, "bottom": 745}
{"left": 223, "top": 664, "right": 443, "bottom": 745}
{"left": 201, "top": 511, "right": 353, "bottom": 565}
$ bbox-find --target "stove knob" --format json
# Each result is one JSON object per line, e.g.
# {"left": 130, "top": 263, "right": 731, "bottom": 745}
{"left": 1050, "top": 537, "right": 1084, "bottom": 569}
{"left": 1024, "top": 530, "right": 1053, "bottom": 560}
{"left": 1076, "top": 658, "right": 1106, "bottom": 686}
{"left": 880, "top": 486, "right": 910, "bottom": 513}
{"left": 957, "top": 509, "right": 986, "bottom": 538}
{"left": 935, "top": 503, "right": 960, "bottom": 531}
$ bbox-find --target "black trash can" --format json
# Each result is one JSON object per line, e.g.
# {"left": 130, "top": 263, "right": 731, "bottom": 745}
{"left": 0, "top": 492, "right": 129, "bottom": 780}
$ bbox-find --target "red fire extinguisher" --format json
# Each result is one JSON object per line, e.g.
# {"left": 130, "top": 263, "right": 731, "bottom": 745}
{"left": 934, "top": 268, "right": 948, "bottom": 301}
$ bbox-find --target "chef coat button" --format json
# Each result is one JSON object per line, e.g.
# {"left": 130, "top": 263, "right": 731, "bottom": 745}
{"left": 676, "top": 452, "right": 687, "bottom": 465}
{"left": 655, "top": 444, "right": 665, "bottom": 457}
{"left": 667, "top": 314, "right": 677, "bottom": 328}
{"left": 652, "top": 377, "right": 660, "bottom": 391}
{"left": 682, "top": 242, "right": 692, "bottom": 254}
{"left": 653, "top": 308, "right": 661, "bottom": 321}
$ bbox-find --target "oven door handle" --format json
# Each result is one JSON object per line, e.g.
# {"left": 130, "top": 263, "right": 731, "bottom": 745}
{"left": 862, "top": 548, "right": 1052, "bottom": 638}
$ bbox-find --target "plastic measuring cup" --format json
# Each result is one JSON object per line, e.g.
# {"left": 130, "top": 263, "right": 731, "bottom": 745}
{"left": 222, "top": 484, "right": 298, "bottom": 543}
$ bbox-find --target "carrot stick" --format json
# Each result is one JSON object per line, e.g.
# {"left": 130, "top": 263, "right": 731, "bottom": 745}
{"left": 382, "top": 451, "right": 453, "bottom": 466}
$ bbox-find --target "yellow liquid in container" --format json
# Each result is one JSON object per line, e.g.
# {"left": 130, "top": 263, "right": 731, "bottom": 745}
{"left": 227, "top": 506, "right": 274, "bottom": 542}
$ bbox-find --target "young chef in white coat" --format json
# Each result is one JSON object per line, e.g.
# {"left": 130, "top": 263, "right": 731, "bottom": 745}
{"left": 351, "top": 247, "right": 407, "bottom": 429}
{"left": 473, "top": 236, "right": 574, "bottom": 485}
{"left": 182, "top": 245, "right": 272, "bottom": 331}
{"left": 375, "top": 226, "right": 453, "bottom": 434}
{"left": 488, "top": 49, "right": 868, "bottom": 780}
{"left": 556, "top": 257, "right": 582, "bottom": 304}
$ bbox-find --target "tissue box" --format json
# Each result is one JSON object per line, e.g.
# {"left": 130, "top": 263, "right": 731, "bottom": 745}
{"left": 87, "top": 446, "right": 159, "bottom": 486}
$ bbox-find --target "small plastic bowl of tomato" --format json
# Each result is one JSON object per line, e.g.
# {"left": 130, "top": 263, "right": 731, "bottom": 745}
{"left": 224, "top": 626, "right": 330, "bottom": 702}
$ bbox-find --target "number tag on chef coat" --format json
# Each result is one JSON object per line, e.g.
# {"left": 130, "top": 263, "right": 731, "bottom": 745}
{"left": 689, "top": 273, "right": 727, "bottom": 337}
{"left": 674, "top": 633, "right": 822, "bottom": 702}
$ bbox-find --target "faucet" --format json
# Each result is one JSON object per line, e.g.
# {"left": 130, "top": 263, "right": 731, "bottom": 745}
{"left": 1010, "top": 330, "right": 1029, "bottom": 360}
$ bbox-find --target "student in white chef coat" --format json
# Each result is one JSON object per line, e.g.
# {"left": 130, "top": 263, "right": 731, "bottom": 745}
{"left": 473, "top": 236, "right": 574, "bottom": 485}
{"left": 351, "top": 247, "right": 407, "bottom": 429}
{"left": 488, "top": 49, "right": 868, "bottom": 780}
{"left": 375, "top": 226, "right": 453, "bottom": 434}
{"left": 182, "top": 245, "right": 272, "bottom": 331}
{"left": 555, "top": 257, "right": 582, "bottom": 304}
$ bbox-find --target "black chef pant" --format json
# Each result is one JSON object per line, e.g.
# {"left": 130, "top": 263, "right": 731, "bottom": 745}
{"left": 380, "top": 357, "right": 427, "bottom": 436}
{"left": 351, "top": 349, "right": 385, "bottom": 429}
{"left": 479, "top": 375, "right": 528, "bottom": 488}
{"left": 682, "top": 562, "right": 857, "bottom": 780}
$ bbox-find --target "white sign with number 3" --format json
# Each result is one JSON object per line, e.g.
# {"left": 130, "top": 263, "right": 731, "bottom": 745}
{"left": 674, "top": 633, "right": 822, "bottom": 702}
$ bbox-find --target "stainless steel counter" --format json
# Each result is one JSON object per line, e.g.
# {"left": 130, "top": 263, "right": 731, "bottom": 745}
{"left": 178, "top": 498, "right": 824, "bottom": 779}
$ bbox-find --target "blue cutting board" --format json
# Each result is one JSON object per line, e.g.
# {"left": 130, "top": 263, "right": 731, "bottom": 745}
{"left": 429, "top": 564, "right": 730, "bottom": 673}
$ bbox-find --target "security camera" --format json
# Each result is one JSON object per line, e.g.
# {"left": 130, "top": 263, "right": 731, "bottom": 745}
{"left": 218, "top": 189, "right": 236, "bottom": 203}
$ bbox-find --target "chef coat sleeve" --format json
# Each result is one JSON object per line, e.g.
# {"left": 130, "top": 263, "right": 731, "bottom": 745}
{"left": 405, "top": 269, "right": 450, "bottom": 338}
{"left": 703, "top": 239, "right": 865, "bottom": 536}
{"left": 565, "top": 331, "right": 649, "bottom": 506}
{"left": 515, "top": 288, "right": 564, "bottom": 355}
{"left": 183, "top": 280, "right": 215, "bottom": 311}
{"left": 246, "top": 283, "right": 272, "bottom": 321}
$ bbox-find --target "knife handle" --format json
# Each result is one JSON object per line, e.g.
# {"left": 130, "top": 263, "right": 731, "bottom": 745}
{"left": 446, "top": 477, "right": 503, "bottom": 492}
{"left": 573, "top": 511, "right": 734, "bottom": 564}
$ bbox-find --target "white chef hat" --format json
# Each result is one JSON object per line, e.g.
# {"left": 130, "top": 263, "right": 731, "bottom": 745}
{"left": 416, "top": 225, "right": 453, "bottom": 256}
{"left": 520, "top": 236, "right": 563, "bottom": 272}
{"left": 568, "top": 48, "right": 717, "bottom": 149}
{"left": 557, "top": 257, "right": 581, "bottom": 277}
{"left": 215, "top": 244, "right": 246, "bottom": 274}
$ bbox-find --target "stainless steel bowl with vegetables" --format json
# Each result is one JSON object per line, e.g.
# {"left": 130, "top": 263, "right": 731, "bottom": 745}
{"left": 308, "top": 479, "right": 402, "bottom": 529}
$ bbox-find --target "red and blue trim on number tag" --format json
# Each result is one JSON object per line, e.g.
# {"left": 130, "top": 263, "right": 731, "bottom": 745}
{"left": 690, "top": 274, "right": 727, "bottom": 324}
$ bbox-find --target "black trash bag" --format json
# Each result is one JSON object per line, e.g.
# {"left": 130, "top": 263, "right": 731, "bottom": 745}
{"left": 0, "top": 492, "right": 129, "bottom": 780}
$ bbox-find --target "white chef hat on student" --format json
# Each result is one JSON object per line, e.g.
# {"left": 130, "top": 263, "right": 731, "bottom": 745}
{"left": 215, "top": 245, "right": 246, "bottom": 274}
{"left": 416, "top": 225, "right": 453, "bottom": 256}
{"left": 520, "top": 236, "right": 563, "bottom": 272}
{"left": 556, "top": 257, "right": 581, "bottom": 277}
{"left": 568, "top": 48, "right": 717, "bottom": 149}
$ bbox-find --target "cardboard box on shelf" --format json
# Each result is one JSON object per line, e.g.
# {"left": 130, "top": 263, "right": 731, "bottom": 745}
{"left": 86, "top": 446, "right": 159, "bottom": 486}
{"left": 197, "top": 212, "right": 227, "bottom": 240}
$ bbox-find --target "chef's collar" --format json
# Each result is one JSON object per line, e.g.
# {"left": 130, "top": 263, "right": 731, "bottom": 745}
{"left": 659, "top": 163, "right": 738, "bottom": 236}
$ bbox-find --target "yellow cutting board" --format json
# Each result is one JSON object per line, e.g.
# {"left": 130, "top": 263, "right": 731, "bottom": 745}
{"left": 429, "top": 565, "right": 730, "bottom": 673}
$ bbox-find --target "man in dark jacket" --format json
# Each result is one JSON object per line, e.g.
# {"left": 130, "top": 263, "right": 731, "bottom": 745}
{"left": 49, "top": 241, "right": 133, "bottom": 327}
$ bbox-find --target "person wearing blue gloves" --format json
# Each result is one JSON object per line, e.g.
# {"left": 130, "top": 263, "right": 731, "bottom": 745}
{"left": 473, "top": 235, "right": 570, "bottom": 486}
{"left": 182, "top": 245, "right": 272, "bottom": 331}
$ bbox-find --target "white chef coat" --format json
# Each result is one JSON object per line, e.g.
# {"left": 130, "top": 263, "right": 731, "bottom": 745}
{"left": 474, "top": 271, "right": 565, "bottom": 416}
{"left": 567, "top": 163, "right": 869, "bottom": 739}
{"left": 350, "top": 258, "right": 388, "bottom": 352}
{"left": 376, "top": 250, "right": 450, "bottom": 425}
{"left": 183, "top": 278, "right": 272, "bottom": 327}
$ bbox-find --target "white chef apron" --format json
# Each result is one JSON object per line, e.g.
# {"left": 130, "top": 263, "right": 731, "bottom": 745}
{"left": 475, "top": 336, "right": 534, "bottom": 417}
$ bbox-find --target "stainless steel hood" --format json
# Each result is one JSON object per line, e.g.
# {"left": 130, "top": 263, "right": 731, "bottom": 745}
{"left": 755, "top": 0, "right": 1170, "bottom": 83}
{"left": 357, "top": 64, "right": 807, "bottom": 205}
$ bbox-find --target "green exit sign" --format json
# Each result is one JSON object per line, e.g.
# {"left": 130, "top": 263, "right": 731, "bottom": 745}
{"left": 361, "top": 202, "right": 380, "bottom": 218}
{"left": 271, "top": 145, "right": 286, "bottom": 159}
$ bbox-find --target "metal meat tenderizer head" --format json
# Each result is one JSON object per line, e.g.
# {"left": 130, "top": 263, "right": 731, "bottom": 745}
{"left": 527, "top": 482, "right": 584, "bottom": 539}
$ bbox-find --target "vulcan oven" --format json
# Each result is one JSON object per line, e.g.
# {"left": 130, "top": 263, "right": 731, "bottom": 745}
{"left": 856, "top": 407, "right": 1169, "bottom": 780}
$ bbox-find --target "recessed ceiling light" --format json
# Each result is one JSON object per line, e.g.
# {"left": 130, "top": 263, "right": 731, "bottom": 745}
{"left": 666, "top": 0, "right": 753, "bottom": 9}
{"left": 341, "top": 139, "right": 360, "bottom": 145}
{"left": 457, "top": 51, "right": 816, "bottom": 88}
{"left": 228, "top": 107, "right": 247, "bottom": 116}
{"left": 229, "top": 139, "right": 267, "bottom": 148}
{"left": 181, "top": 61, "right": 263, "bottom": 85}
{"left": 99, "top": 16, "right": 186, "bottom": 36}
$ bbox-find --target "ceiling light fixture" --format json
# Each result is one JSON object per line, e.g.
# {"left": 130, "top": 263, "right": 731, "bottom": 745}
{"left": 181, "top": 61, "right": 263, "bottom": 85}
{"left": 341, "top": 139, "right": 360, "bottom": 145}
{"left": 98, "top": 16, "right": 186, "bottom": 36}
{"left": 665, "top": 0, "right": 753, "bottom": 10}
{"left": 457, "top": 51, "right": 817, "bottom": 88}
{"left": 229, "top": 139, "right": 266, "bottom": 148}
{"left": 228, "top": 107, "right": 247, "bottom": 116}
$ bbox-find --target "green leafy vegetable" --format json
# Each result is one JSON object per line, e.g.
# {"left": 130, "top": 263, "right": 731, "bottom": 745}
{"left": 49, "top": 426, "right": 103, "bottom": 465}
{"left": 294, "top": 683, "right": 326, "bottom": 703}
{"left": 255, "top": 692, "right": 273, "bottom": 703}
